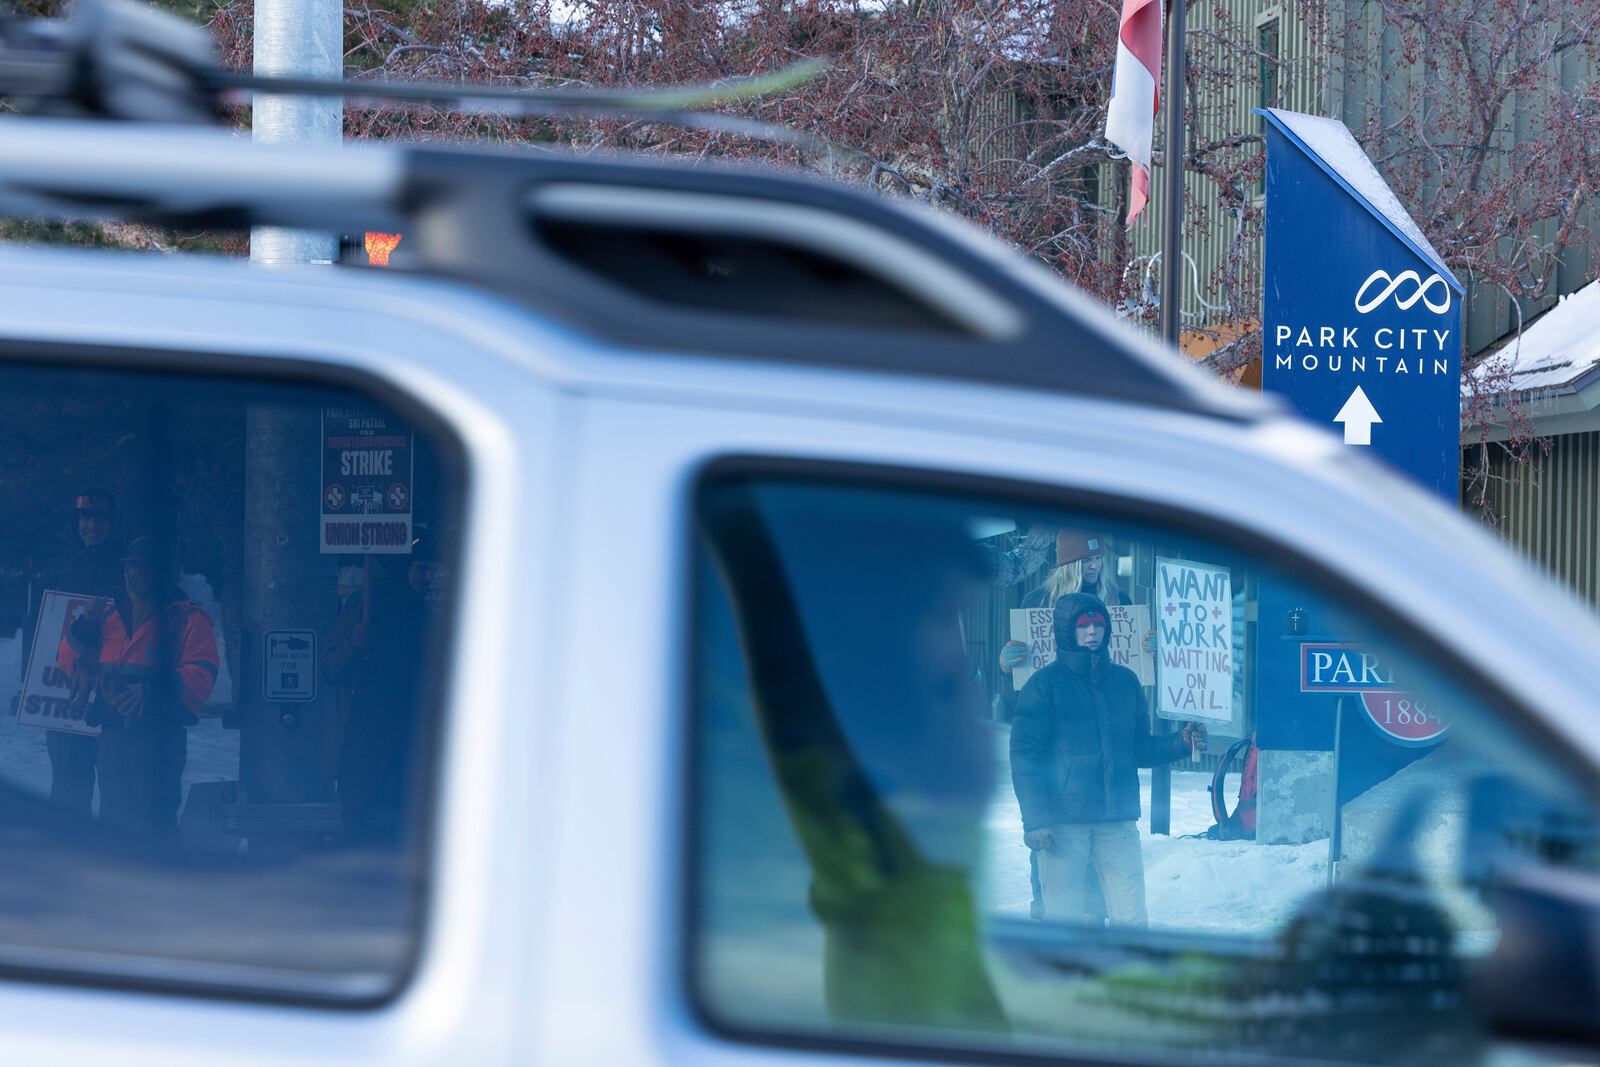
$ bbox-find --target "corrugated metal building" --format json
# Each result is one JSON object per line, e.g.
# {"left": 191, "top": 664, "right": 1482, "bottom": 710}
{"left": 1118, "top": 0, "right": 1597, "bottom": 362}
{"left": 1467, "top": 280, "right": 1600, "bottom": 606}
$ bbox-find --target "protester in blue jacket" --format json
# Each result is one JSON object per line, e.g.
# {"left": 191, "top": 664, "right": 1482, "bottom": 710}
{"left": 1009, "top": 592, "right": 1204, "bottom": 926}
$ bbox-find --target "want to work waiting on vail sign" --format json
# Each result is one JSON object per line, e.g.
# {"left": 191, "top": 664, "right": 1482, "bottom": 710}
{"left": 322, "top": 406, "right": 414, "bottom": 553}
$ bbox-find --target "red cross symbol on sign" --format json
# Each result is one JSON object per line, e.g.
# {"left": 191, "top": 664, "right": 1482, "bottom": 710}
{"left": 387, "top": 483, "right": 409, "bottom": 511}
{"left": 325, "top": 484, "right": 345, "bottom": 511}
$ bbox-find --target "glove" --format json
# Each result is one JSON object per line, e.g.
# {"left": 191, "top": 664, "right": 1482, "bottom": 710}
{"left": 998, "top": 640, "right": 1029, "bottom": 671}
{"left": 1182, "top": 721, "right": 1209, "bottom": 753}
{"left": 1023, "top": 827, "right": 1056, "bottom": 853}
{"left": 67, "top": 613, "right": 102, "bottom": 653}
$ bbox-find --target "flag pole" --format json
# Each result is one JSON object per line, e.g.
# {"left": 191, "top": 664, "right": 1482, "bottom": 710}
{"left": 1149, "top": 0, "right": 1186, "bottom": 839}
{"left": 1159, "top": 0, "right": 1186, "bottom": 348}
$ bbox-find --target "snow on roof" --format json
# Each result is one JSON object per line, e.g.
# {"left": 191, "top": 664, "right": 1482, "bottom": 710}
{"left": 1262, "top": 108, "right": 1454, "bottom": 285}
{"left": 1472, "top": 278, "right": 1600, "bottom": 394}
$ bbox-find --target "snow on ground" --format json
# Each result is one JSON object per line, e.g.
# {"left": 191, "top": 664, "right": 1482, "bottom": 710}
{"left": 980, "top": 725, "right": 1328, "bottom": 935}
{"left": 0, "top": 630, "right": 47, "bottom": 797}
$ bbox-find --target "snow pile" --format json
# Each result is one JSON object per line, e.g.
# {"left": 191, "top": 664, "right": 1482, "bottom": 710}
{"left": 0, "top": 629, "right": 49, "bottom": 797}
{"left": 1469, "top": 278, "right": 1600, "bottom": 394}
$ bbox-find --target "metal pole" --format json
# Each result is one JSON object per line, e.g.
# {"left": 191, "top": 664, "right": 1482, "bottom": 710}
{"left": 1150, "top": 0, "right": 1186, "bottom": 837}
{"left": 250, "top": 0, "right": 343, "bottom": 264}
{"left": 240, "top": 0, "right": 343, "bottom": 830}
{"left": 1327, "top": 697, "right": 1345, "bottom": 886}
{"left": 1158, "top": 0, "right": 1186, "bottom": 347}
{"left": 241, "top": 407, "right": 335, "bottom": 813}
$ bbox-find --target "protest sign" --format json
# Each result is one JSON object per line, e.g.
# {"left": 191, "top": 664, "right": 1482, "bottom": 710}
{"left": 16, "top": 589, "right": 105, "bottom": 736}
{"left": 1155, "top": 558, "right": 1234, "bottom": 722}
{"left": 1011, "top": 603, "right": 1153, "bottom": 689}
{"left": 1108, "top": 604, "right": 1153, "bottom": 686}
{"left": 321, "top": 406, "right": 414, "bottom": 554}
{"left": 1007, "top": 607, "right": 1054, "bottom": 690}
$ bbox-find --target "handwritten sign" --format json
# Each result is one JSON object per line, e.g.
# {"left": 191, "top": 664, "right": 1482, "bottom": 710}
{"left": 1008, "top": 607, "right": 1054, "bottom": 690}
{"left": 1010, "top": 603, "right": 1152, "bottom": 689}
{"left": 1155, "top": 558, "right": 1234, "bottom": 722}
{"left": 1109, "top": 604, "right": 1153, "bottom": 686}
{"left": 16, "top": 589, "right": 104, "bottom": 736}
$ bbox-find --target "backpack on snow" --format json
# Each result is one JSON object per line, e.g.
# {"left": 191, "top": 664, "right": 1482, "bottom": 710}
{"left": 1205, "top": 734, "right": 1258, "bottom": 840}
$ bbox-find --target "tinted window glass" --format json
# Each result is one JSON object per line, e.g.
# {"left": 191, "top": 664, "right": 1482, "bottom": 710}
{"left": 0, "top": 358, "right": 461, "bottom": 1000}
{"left": 690, "top": 471, "right": 1597, "bottom": 1064}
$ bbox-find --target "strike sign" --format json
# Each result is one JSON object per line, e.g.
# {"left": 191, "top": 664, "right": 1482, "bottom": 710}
{"left": 16, "top": 590, "right": 105, "bottom": 736}
{"left": 322, "top": 406, "right": 414, "bottom": 554}
{"left": 1155, "top": 558, "right": 1234, "bottom": 722}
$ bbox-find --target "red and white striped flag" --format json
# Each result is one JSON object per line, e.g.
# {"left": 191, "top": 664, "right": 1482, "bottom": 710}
{"left": 1105, "top": 0, "right": 1163, "bottom": 224}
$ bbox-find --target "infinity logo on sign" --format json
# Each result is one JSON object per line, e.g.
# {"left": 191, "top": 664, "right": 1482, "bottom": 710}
{"left": 1354, "top": 269, "right": 1451, "bottom": 314}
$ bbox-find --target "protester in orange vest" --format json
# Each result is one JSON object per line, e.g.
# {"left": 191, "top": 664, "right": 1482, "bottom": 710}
{"left": 58, "top": 535, "right": 218, "bottom": 836}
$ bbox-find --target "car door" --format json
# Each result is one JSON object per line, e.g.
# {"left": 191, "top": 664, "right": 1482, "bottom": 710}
{"left": 0, "top": 253, "right": 581, "bottom": 1067}
{"left": 544, "top": 364, "right": 1600, "bottom": 1067}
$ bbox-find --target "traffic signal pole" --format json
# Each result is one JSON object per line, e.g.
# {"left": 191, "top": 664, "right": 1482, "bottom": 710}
{"left": 239, "top": 0, "right": 343, "bottom": 822}
{"left": 250, "top": 0, "right": 343, "bottom": 264}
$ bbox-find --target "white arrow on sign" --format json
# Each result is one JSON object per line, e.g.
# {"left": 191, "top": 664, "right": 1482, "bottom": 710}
{"left": 1333, "top": 385, "right": 1382, "bottom": 445}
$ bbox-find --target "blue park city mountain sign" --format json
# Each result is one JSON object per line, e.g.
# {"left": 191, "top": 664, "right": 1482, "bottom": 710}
{"left": 1257, "top": 107, "right": 1463, "bottom": 500}
{"left": 1252, "top": 109, "right": 1459, "bottom": 801}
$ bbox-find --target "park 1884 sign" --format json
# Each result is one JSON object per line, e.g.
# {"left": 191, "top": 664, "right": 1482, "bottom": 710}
{"left": 1298, "top": 642, "right": 1447, "bottom": 745}
{"left": 321, "top": 406, "right": 414, "bottom": 554}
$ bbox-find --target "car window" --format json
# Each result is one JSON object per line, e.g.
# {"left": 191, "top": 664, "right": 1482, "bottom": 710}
{"left": 0, "top": 356, "right": 462, "bottom": 1002}
{"left": 688, "top": 468, "right": 1597, "bottom": 1064}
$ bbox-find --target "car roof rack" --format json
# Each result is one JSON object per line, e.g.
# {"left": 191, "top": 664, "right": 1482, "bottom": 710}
{"left": 0, "top": 0, "right": 1268, "bottom": 420}
{"left": 0, "top": 118, "right": 1266, "bottom": 420}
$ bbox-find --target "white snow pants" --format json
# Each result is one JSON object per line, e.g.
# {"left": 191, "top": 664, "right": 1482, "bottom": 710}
{"left": 1036, "top": 821, "right": 1148, "bottom": 927}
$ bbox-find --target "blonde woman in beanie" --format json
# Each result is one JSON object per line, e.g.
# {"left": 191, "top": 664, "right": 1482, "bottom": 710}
{"left": 999, "top": 531, "right": 1128, "bottom": 676}
{"left": 1038, "top": 530, "right": 1128, "bottom": 611}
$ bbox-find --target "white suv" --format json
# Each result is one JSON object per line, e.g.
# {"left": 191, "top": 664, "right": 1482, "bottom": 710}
{"left": 0, "top": 108, "right": 1594, "bottom": 1067}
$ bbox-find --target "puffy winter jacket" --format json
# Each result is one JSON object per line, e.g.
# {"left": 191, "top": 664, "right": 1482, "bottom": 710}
{"left": 1009, "top": 592, "right": 1186, "bottom": 829}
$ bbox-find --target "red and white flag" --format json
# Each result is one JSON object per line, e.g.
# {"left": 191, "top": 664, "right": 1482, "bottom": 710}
{"left": 1105, "top": 0, "right": 1163, "bottom": 224}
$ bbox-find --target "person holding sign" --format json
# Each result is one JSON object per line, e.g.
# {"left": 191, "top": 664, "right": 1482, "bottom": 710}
{"left": 998, "top": 529, "right": 1128, "bottom": 673}
{"left": 23, "top": 488, "right": 125, "bottom": 816}
{"left": 322, "top": 526, "right": 439, "bottom": 844}
{"left": 1009, "top": 592, "right": 1205, "bottom": 926}
{"left": 56, "top": 536, "right": 218, "bottom": 837}
{"left": 997, "top": 529, "right": 1133, "bottom": 921}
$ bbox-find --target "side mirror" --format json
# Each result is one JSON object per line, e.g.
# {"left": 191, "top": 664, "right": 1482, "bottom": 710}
{"left": 1476, "top": 865, "right": 1600, "bottom": 1048}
